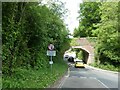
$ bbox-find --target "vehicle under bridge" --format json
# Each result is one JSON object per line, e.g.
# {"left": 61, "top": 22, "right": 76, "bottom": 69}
{"left": 71, "top": 46, "right": 94, "bottom": 64}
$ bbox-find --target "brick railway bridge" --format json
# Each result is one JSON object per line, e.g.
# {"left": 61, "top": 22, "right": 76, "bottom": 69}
{"left": 72, "top": 38, "right": 95, "bottom": 64}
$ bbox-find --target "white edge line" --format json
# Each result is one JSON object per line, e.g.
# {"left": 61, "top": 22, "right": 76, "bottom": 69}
{"left": 58, "top": 76, "right": 67, "bottom": 88}
{"left": 95, "top": 78, "right": 110, "bottom": 90}
{"left": 58, "top": 68, "right": 69, "bottom": 88}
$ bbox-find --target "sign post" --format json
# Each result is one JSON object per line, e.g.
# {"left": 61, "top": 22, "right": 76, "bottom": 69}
{"left": 47, "top": 44, "right": 56, "bottom": 74}
{"left": 50, "top": 56, "right": 52, "bottom": 73}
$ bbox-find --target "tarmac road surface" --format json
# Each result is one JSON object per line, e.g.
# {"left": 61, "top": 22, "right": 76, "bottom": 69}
{"left": 55, "top": 64, "right": 118, "bottom": 90}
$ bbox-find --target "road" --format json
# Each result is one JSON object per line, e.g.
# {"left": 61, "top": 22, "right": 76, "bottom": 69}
{"left": 55, "top": 63, "right": 118, "bottom": 90}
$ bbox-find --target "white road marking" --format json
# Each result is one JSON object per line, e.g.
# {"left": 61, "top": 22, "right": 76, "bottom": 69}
{"left": 58, "top": 75, "right": 68, "bottom": 88}
{"left": 79, "top": 76, "right": 87, "bottom": 79}
{"left": 79, "top": 72, "right": 86, "bottom": 73}
{"left": 89, "top": 77, "right": 97, "bottom": 79}
{"left": 58, "top": 68, "right": 70, "bottom": 88}
{"left": 95, "top": 78, "right": 110, "bottom": 90}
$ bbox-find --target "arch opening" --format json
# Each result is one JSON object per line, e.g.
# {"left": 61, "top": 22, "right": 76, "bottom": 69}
{"left": 71, "top": 48, "right": 89, "bottom": 64}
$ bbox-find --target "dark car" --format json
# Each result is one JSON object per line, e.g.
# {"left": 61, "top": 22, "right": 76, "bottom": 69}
{"left": 64, "top": 55, "right": 69, "bottom": 60}
{"left": 68, "top": 56, "right": 74, "bottom": 62}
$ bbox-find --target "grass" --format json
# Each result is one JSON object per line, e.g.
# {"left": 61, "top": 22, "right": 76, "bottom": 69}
{"left": 2, "top": 60, "right": 68, "bottom": 88}
{"left": 0, "top": 75, "right": 1, "bottom": 89}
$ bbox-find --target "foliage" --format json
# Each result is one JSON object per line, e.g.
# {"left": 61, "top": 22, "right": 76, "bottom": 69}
{"left": 86, "top": 37, "right": 97, "bottom": 46}
{"left": 73, "top": 2, "right": 101, "bottom": 37}
{"left": 70, "top": 38, "right": 79, "bottom": 46}
{"left": 90, "top": 63, "right": 119, "bottom": 72}
{"left": 86, "top": 37, "right": 97, "bottom": 43}
{"left": 73, "top": 28, "right": 81, "bottom": 37}
{"left": 2, "top": 60, "right": 68, "bottom": 88}
{"left": 95, "top": 2, "right": 120, "bottom": 67}
{"left": 77, "top": 51, "right": 83, "bottom": 60}
{"left": 0, "top": 76, "right": 1, "bottom": 89}
{"left": 48, "top": 0, "right": 68, "bottom": 20}
{"left": 75, "top": 1, "right": 120, "bottom": 69}
{"left": 2, "top": 1, "right": 70, "bottom": 88}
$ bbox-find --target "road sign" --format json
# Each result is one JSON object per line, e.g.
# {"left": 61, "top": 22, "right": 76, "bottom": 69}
{"left": 48, "top": 44, "right": 54, "bottom": 50}
{"left": 47, "top": 50, "right": 56, "bottom": 56}
{"left": 49, "top": 61, "right": 53, "bottom": 64}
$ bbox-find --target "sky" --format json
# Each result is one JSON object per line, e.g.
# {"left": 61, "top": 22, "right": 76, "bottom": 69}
{"left": 61, "top": 0, "right": 83, "bottom": 34}
{"left": 41, "top": 0, "right": 83, "bottom": 35}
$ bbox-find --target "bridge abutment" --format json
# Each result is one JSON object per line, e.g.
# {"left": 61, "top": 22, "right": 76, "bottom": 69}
{"left": 72, "top": 46, "right": 94, "bottom": 64}
{"left": 87, "top": 54, "right": 94, "bottom": 64}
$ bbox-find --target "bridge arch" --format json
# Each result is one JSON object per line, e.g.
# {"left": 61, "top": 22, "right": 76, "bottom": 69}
{"left": 72, "top": 46, "right": 94, "bottom": 64}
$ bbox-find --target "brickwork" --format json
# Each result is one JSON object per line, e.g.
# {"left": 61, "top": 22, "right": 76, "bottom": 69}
{"left": 72, "top": 38, "right": 94, "bottom": 64}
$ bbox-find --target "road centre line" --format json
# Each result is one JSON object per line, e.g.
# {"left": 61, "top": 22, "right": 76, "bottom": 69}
{"left": 88, "top": 77, "right": 96, "bottom": 79}
{"left": 79, "top": 76, "right": 87, "bottom": 78}
{"left": 79, "top": 76, "right": 96, "bottom": 79}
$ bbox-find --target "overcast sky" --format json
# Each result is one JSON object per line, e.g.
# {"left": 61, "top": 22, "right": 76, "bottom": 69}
{"left": 61, "top": 0, "right": 83, "bottom": 34}
{"left": 42, "top": 0, "right": 83, "bottom": 34}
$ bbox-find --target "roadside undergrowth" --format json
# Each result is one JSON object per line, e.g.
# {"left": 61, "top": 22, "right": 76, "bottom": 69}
{"left": 90, "top": 63, "right": 119, "bottom": 72}
{"left": 2, "top": 60, "right": 68, "bottom": 88}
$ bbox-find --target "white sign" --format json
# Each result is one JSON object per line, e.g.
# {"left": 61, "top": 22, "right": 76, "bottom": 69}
{"left": 47, "top": 50, "right": 56, "bottom": 56}
{"left": 48, "top": 44, "right": 54, "bottom": 50}
{"left": 49, "top": 61, "right": 53, "bottom": 64}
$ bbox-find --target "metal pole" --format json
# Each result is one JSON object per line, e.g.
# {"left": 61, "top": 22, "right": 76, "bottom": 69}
{"left": 51, "top": 56, "right": 52, "bottom": 74}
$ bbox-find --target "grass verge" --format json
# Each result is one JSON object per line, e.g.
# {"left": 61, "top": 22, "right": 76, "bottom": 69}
{"left": 2, "top": 60, "right": 68, "bottom": 88}
{"left": 90, "top": 63, "right": 119, "bottom": 72}
{"left": 0, "top": 75, "right": 2, "bottom": 89}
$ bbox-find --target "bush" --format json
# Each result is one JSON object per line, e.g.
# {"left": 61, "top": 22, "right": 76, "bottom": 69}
{"left": 2, "top": 60, "right": 68, "bottom": 88}
{"left": 90, "top": 62, "right": 118, "bottom": 72}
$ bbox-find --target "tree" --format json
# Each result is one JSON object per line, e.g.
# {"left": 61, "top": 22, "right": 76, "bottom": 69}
{"left": 95, "top": 2, "right": 120, "bottom": 66}
{"left": 2, "top": 1, "right": 70, "bottom": 75}
{"left": 74, "top": 2, "right": 101, "bottom": 37}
